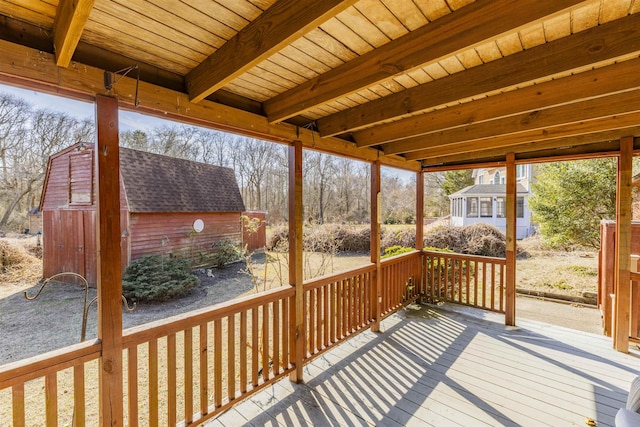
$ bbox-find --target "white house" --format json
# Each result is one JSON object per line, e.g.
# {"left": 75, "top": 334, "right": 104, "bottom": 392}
{"left": 449, "top": 165, "right": 536, "bottom": 239}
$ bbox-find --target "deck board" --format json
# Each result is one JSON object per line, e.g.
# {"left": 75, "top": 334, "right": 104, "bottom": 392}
{"left": 208, "top": 304, "right": 640, "bottom": 427}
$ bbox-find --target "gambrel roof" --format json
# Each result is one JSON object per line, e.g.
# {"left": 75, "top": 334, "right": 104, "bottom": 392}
{"left": 119, "top": 148, "right": 245, "bottom": 213}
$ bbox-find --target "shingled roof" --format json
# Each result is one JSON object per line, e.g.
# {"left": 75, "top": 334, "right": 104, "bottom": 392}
{"left": 119, "top": 148, "right": 245, "bottom": 213}
{"left": 449, "top": 184, "right": 528, "bottom": 197}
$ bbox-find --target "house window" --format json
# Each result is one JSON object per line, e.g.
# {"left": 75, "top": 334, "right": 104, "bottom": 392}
{"left": 467, "top": 197, "right": 478, "bottom": 217}
{"left": 496, "top": 197, "right": 505, "bottom": 218}
{"left": 478, "top": 175, "right": 484, "bottom": 184}
{"left": 516, "top": 164, "right": 526, "bottom": 180}
{"left": 493, "top": 171, "right": 500, "bottom": 184}
{"left": 458, "top": 198, "right": 462, "bottom": 217}
{"left": 517, "top": 197, "right": 525, "bottom": 218}
{"left": 480, "top": 197, "right": 492, "bottom": 217}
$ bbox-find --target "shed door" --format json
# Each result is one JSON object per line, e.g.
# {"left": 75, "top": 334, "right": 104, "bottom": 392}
{"left": 43, "top": 210, "right": 86, "bottom": 279}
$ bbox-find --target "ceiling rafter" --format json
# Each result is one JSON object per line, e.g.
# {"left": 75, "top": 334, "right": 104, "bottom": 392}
{"left": 382, "top": 89, "right": 640, "bottom": 155}
{"left": 316, "top": 11, "right": 640, "bottom": 137}
{"left": 353, "top": 58, "right": 640, "bottom": 147}
{"left": 186, "top": 0, "right": 358, "bottom": 103}
{"left": 53, "top": 0, "right": 95, "bottom": 67}
{"left": 421, "top": 128, "right": 640, "bottom": 168}
{"left": 263, "top": 0, "right": 585, "bottom": 123}
{"left": 404, "top": 111, "right": 640, "bottom": 161}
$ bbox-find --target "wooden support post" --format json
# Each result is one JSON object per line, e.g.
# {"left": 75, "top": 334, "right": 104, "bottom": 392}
{"left": 614, "top": 136, "right": 633, "bottom": 352}
{"left": 95, "top": 95, "right": 123, "bottom": 426}
{"left": 505, "top": 153, "right": 517, "bottom": 326}
{"left": 416, "top": 171, "right": 424, "bottom": 251}
{"left": 288, "top": 140, "right": 304, "bottom": 382}
{"left": 416, "top": 171, "right": 425, "bottom": 296}
{"left": 371, "top": 161, "right": 382, "bottom": 332}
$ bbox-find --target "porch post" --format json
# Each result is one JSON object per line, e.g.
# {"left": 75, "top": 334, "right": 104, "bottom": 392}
{"left": 614, "top": 136, "right": 633, "bottom": 352}
{"left": 505, "top": 153, "right": 517, "bottom": 326}
{"left": 416, "top": 170, "right": 424, "bottom": 295}
{"left": 95, "top": 95, "right": 124, "bottom": 426}
{"left": 371, "top": 161, "right": 382, "bottom": 332}
{"left": 288, "top": 140, "right": 304, "bottom": 382}
{"left": 416, "top": 171, "right": 424, "bottom": 251}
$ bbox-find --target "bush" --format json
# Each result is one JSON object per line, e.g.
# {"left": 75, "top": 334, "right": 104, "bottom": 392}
{"left": 423, "top": 223, "right": 513, "bottom": 258}
{"left": 122, "top": 256, "right": 200, "bottom": 302}
{"left": 382, "top": 245, "right": 414, "bottom": 259}
{"left": 211, "top": 239, "right": 241, "bottom": 268}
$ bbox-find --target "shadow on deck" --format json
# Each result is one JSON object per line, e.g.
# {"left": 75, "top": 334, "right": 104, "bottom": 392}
{"left": 209, "top": 303, "right": 640, "bottom": 427}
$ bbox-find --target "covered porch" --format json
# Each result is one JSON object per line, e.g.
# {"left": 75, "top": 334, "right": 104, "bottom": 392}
{"left": 1, "top": 0, "right": 640, "bottom": 425}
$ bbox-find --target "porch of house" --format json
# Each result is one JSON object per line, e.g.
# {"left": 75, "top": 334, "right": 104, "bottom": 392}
{"left": 210, "top": 304, "right": 640, "bottom": 427}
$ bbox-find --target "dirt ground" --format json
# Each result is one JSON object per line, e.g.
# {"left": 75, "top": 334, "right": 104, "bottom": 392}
{"left": 0, "top": 235, "right": 601, "bottom": 365}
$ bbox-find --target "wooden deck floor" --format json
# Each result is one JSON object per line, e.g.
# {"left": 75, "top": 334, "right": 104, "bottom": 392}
{"left": 207, "top": 304, "right": 640, "bottom": 426}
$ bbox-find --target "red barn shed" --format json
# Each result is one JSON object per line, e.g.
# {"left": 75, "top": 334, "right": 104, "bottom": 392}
{"left": 40, "top": 142, "right": 249, "bottom": 285}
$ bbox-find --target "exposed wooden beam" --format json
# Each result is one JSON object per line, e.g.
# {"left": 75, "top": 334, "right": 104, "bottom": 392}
{"left": 354, "top": 59, "right": 640, "bottom": 147}
{"left": 187, "top": 0, "right": 357, "bottom": 103}
{"left": 317, "top": 12, "right": 640, "bottom": 137}
{"left": 421, "top": 129, "right": 640, "bottom": 167}
{"left": 53, "top": 0, "right": 95, "bottom": 67}
{"left": 263, "top": 0, "right": 585, "bottom": 123}
{"left": 95, "top": 95, "right": 123, "bottom": 426}
{"left": 404, "top": 111, "right": 640, "bottom": 161}
{"left": 416, "top": 171, "right": 424, "bottom": 252}
{"left": 384, "top": 89, "right": 640, "bottom": 156}
{"left": 0, "top": 38, "right": 420, "bottom": 172}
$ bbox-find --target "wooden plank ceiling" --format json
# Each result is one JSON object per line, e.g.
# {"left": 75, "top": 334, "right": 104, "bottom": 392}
{"left": 0, "top": 0, "right": 639, "bottom": 170}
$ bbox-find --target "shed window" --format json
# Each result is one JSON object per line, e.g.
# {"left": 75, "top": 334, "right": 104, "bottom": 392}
{"left": 480, "top": 197, "right": 492, "bottom": 217}
{"left": 467, "top": 197, "right": 478, "bottom": 217}
{"left": 69, "top": 151, "right": 93, "bottom": 205}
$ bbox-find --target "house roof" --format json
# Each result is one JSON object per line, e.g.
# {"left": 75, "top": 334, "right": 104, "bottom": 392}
{"left": 1, "top": 2, "right": 639, "bottom": 172}
{"left": 449, "top": 184, "right": 529, "bottom": 198}
{"left": 119, "top": 148, "right": 245, "bottom": 213}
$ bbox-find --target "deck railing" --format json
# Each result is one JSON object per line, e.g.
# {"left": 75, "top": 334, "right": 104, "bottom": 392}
{"left": 0, "top": 255, "right": 422, "bottom": 426}
{"left": 380, "top": 251, "right": 422, "bottom": 317}
{"left": 423, "top": 250, "right": 506, "bottom": 313}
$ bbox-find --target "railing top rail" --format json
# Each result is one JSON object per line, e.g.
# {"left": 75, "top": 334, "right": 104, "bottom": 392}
{"left": 123, "top": 286, "right": 294, "bottom": 347}
{"left": 380, "top": 250, "right": 421, "bottom": 266}
{"left": 303, "top": 263, "right": 376, "bottom": 291}
{"left": 0, "top": 339, "right": 101, "bottom": 387}
{"left": 422, "top": 249, "right": 506, "bottom": 264}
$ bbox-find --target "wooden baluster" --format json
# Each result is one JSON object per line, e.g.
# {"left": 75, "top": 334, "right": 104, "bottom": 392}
{"left": 273, "top": 300, "right": 280, "bottom": 375}
{"left": 45, "top": 372, "right": 57, "bottom": 426}
{"left": 184, "top": 329, "right": 193, "bottom": 424}
{"left": 465, "top": 259, "right": 471, "bottom": 306}
{"left": 128, "top": 346, "right": 139, "bottom": 427}
{"left": 355, "top": 274, "right": 361, "bottom": 328}
{"left": 430, "top": 256, "right": 435, "bottom": 299}
{"left": 452, "top": 258, "right": 457, "bottom": 302}
{"left": 73, "top": 363, "right": 85, "bottom": 427}
{"left": 12, "top": 384, "right": 25, "bottom": 427}
{"left": 482, "top": 262, "right": 487, "bottom": 309}
{"left": 491, "top": 263, "right": 496, "bottom": 311}
{"left": 330, "top": 282, "right": 336, "bottom": 343}
{"left": 474, "top": 261, "right": 479, "bottom": 307}
{"left": 323, "top": 285, "right": 329, "bottom": 347}
{"left": 309, "top": 289, "right": 316, "bottom": 354}
{"left": 282, "top": 298, "right": 290, "bottom": 368}
{"left": 336, "top": 280, "right": 343, "bottom": 340}
{"left": 240, "top": 311, "right": 247, "bottom": 393}
{"left": 500, "top": 264, "right": 505, "bottom": 313}
{"left": 228, "top": 315, "right": 236, "bottom": 401}
{"left": 214, "top": 318, "right": 222, "bottom": 408}
{"left": 317, "top": 287, "right": 323, "bottom": 349}
{"left": 199, "top": 323, "right": 208, "bottom": 415}
{"left": 262, "top": 304, "right": 270, "bottom": 382}
{"left": 251, "top": 308, "right": 258, "bottom": 387}
{"left": 167, "top": 333, "right": 177, "bottom": 426}
{"left": 149, "top": 339, "right": 159, "bottom": 427}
